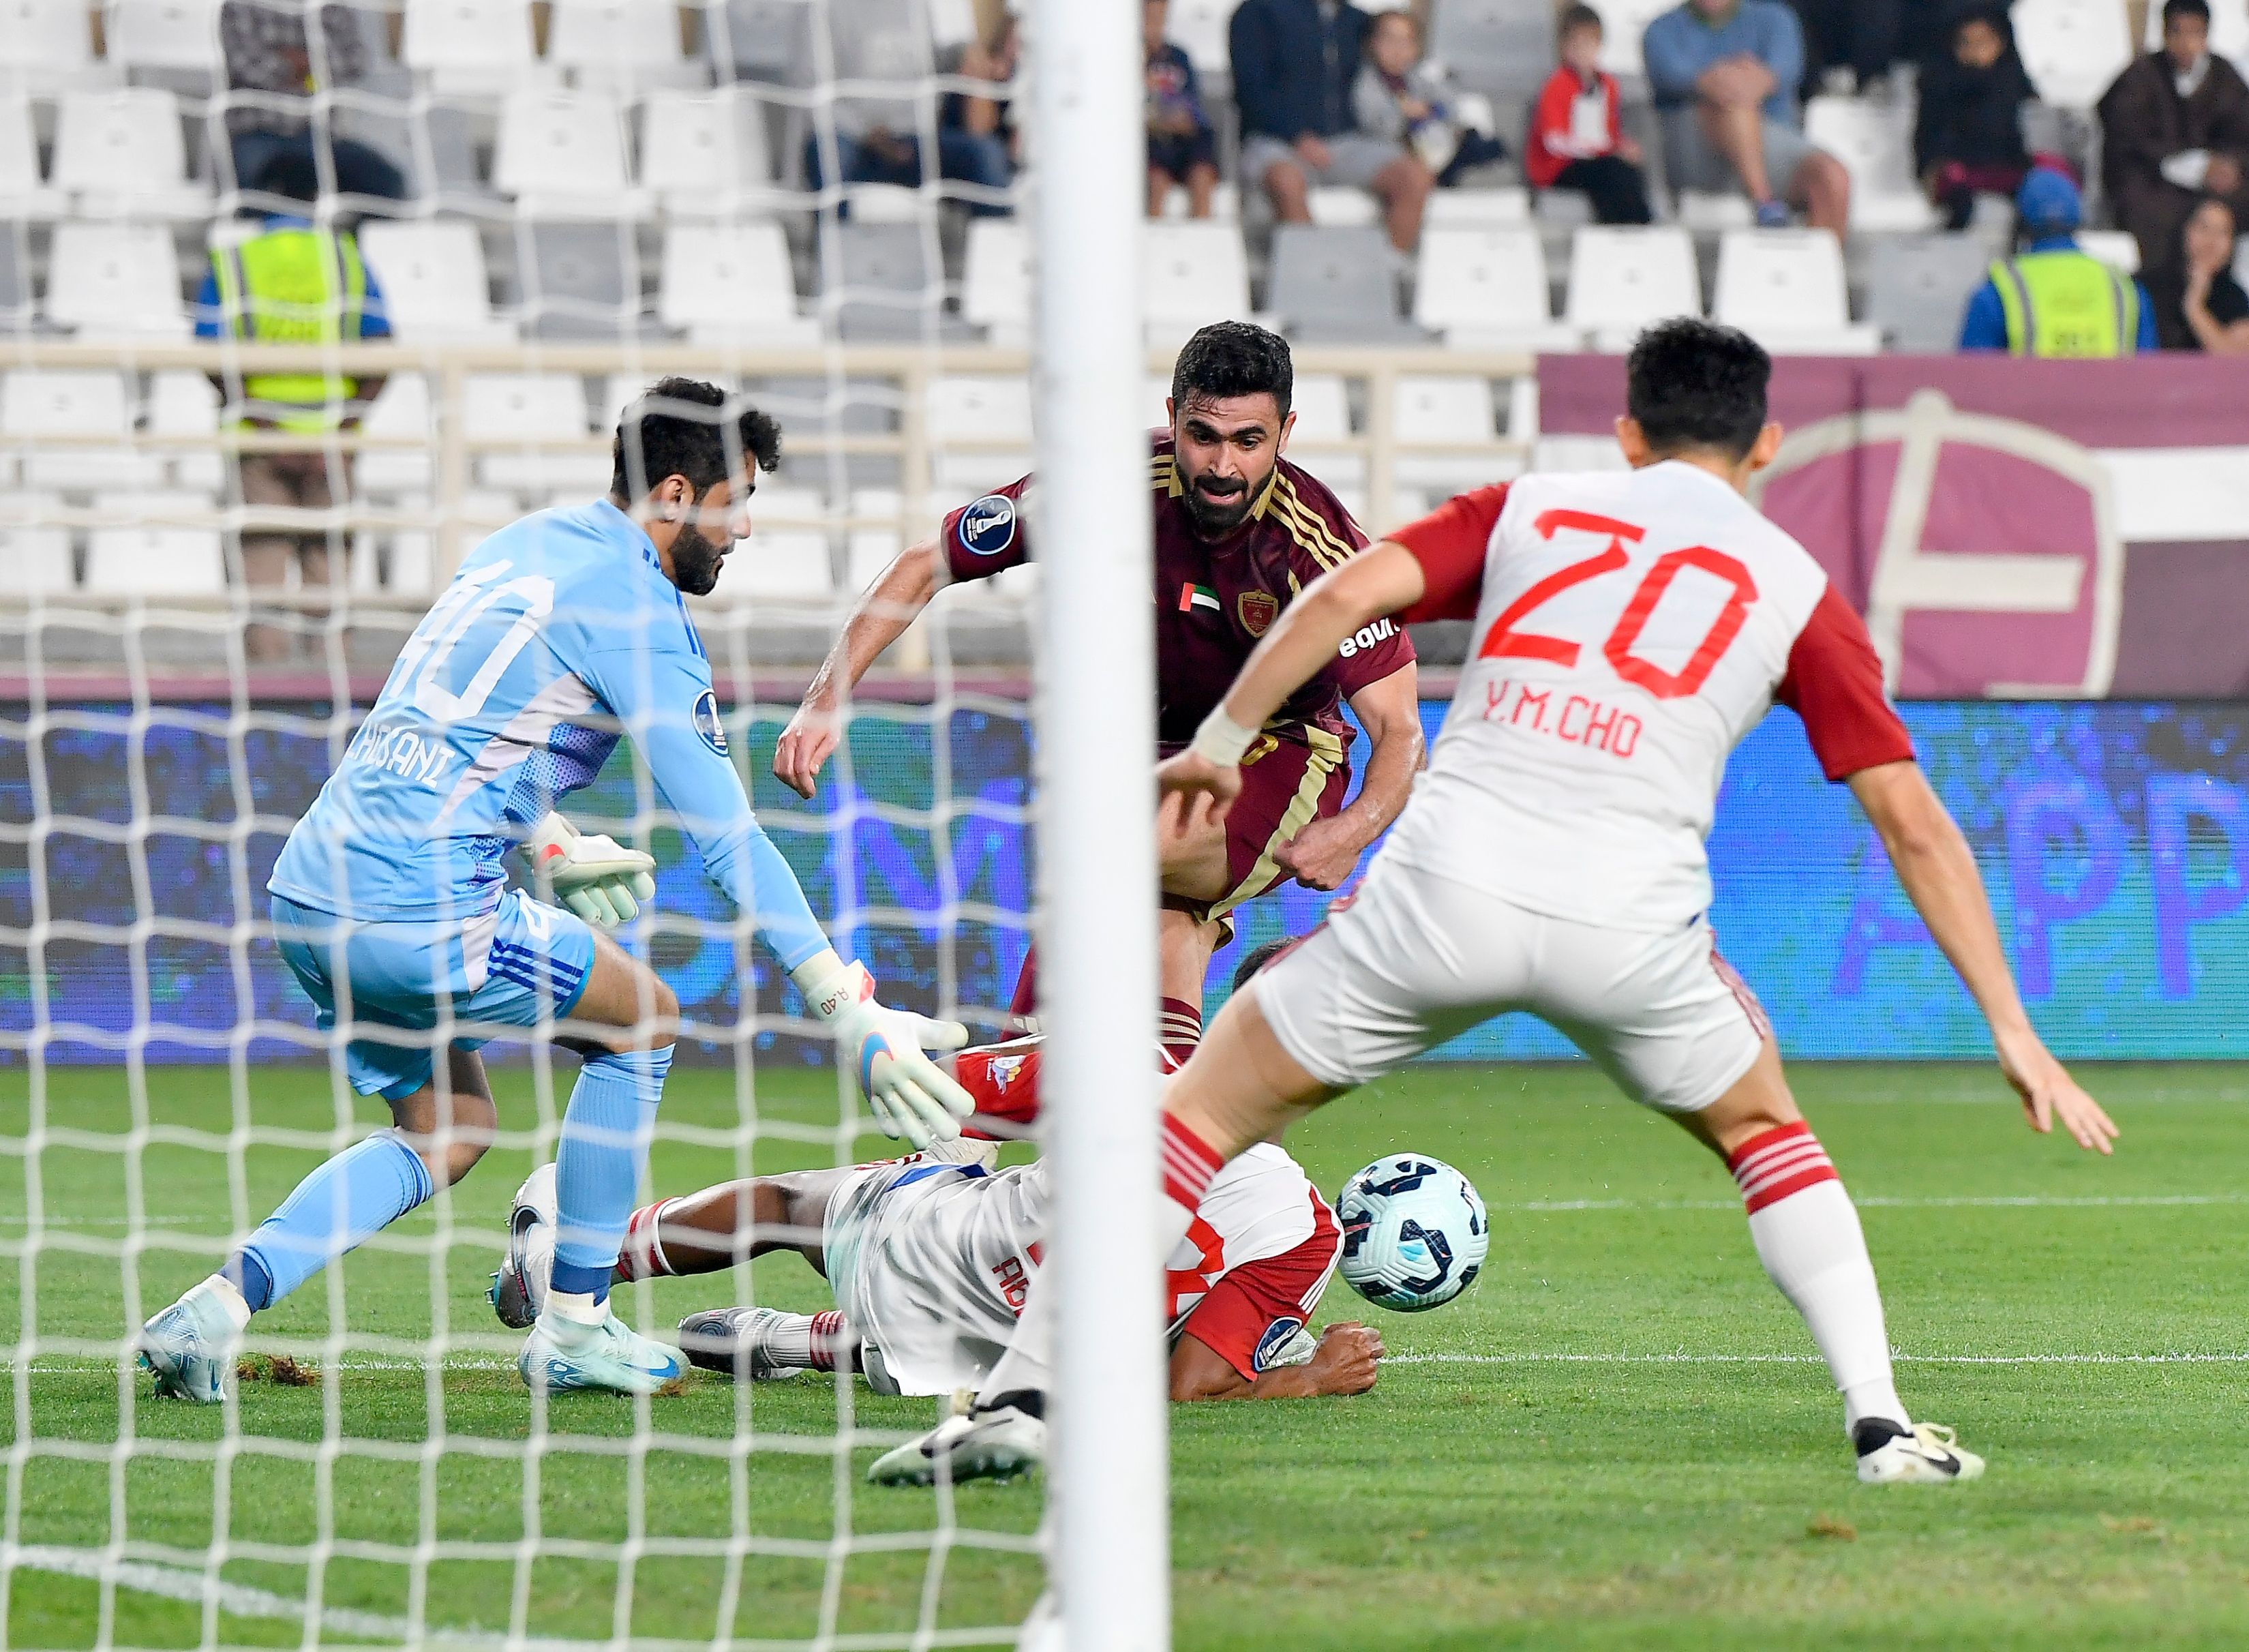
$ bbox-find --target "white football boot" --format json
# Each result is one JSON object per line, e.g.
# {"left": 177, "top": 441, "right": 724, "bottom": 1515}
{"left": 867, "top": 1397, "right": 1046, "bottom": 1486}
{"left": 489, "top": 1162, "right": 558, "bottom": 1331}
{"left": 136, "top": 1277, "right": 247, "bottom": 1404}
{"left": 518, "top": 1308, "right": 682, "bottom": 1396}
{"left": 1855, "top": 1420, "right": 1985, "bottom": 1484}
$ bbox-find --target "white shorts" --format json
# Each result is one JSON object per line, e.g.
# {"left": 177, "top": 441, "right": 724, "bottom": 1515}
{"left": 824, "top": 1158, "right": 1051, "bottom": 1398}
{"left": 1252, "top": 863, "right": 1768, "bottom": 1113}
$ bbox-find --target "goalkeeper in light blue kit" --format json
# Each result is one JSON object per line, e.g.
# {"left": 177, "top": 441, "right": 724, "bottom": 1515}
{"left": 137, "top": 378, "right": 975, "bottom": 1401}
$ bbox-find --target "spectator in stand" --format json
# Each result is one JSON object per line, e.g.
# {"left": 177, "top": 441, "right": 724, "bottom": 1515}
{"left": 1914, "top": 3, "right": 2036, "bottom": 231}
{"left": 194, "top": 151, "right": 389, "bottom": 663}
{"left": 2148, "top": 196, "right": 2249, "bottom": 351}
{"left": 1145, "top": 0, "right": 1221, "bottom": 218}
{"left": 2098, "top": 0, "right": 2249, "bottom": 287}
{"left": 1353, "top": 10, "right": 1509, "bottom": 189}
{"left": 1527, "top": 5, "right": 1653, "bottom": 223}
{"left": 804, "top": 0, "right": 1014, "bottom": 215}
{"left": 1643, "top": 0, "right": 1851, "bottom": 231}
{"left": 1783, "top": 0, "right": 1946, "bottom": 98}
{"left": 220, "top": 1, "right": 404, "bottom": 202}
{"left": 1959, "top": 168, "right": 2158, "bottom": 356}
{"left": 944, "top": 13, "right": 1021, "bottom": 203}
{"left": 1231, "top": 0, "right": 1434, "bottom": 253}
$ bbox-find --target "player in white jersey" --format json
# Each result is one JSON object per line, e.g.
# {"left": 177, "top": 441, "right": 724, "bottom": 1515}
{"left": 136, "top": 379, "right": 973, "bottom": 1405}
{"left": 911, "top": 319, "right": 2119, "bottom": 1488}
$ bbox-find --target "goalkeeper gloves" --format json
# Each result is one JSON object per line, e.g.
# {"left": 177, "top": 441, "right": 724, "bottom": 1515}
{"left": 795, "top": 952, "right": 974, "bottom": 1148}
{"left": 526, "top": 812, "right": 658, "bottom": 929}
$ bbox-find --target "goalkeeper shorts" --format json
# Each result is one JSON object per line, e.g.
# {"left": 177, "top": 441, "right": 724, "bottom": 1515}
{"left": 271, "top": 889, "right": 598, "bottom": 1101}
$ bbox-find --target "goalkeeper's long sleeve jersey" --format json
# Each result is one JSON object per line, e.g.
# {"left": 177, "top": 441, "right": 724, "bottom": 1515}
{"left": 268, "top": 499, "right": 830, "bottom": 970}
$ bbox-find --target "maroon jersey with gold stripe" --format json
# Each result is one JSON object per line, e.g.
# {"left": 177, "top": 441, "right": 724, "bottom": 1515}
{"left": 939, "top": 432, "right": 1415, "bottom": 755}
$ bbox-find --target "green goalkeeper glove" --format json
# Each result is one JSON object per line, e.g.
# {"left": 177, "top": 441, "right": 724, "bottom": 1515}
{"left": 794, "top": 952, "right": 975, "bottom": 1148}
{"left": 526, "top": 812, "right": 658, "bottom": 929}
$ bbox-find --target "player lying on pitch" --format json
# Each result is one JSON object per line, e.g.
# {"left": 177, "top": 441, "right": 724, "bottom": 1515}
{"left": 490, "top": 991, "right": 1377, "bottom": 1454}
{"left": 137, "top": 379, "right": 973, "bottom": 1405}
{"left": 891, "top": 318, "right": 2119, "bottom": 1488}
{"left": 771, "top": 321, "right": 1423, "bottom": 1065}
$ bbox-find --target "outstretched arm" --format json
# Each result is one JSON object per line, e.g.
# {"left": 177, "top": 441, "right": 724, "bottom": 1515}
{"left": 773, "top": 541, "right": 944, "bottom": 798}
{"left": 1169, "top": 1321, "right": 1383, "bottom": 1400}
{"left": 1275, "top": 663, "right": 1423, "bottom": 890}
{"left": 1848, "top": 760, "right": 2117, "bottom": 1154}
{"left": 1158, "top": 542, "right": 1427, "bottom": 824}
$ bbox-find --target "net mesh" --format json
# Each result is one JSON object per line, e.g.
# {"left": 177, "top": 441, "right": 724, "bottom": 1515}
{"left": 0, "top": 1, "right": 1051, "bottom": 1644}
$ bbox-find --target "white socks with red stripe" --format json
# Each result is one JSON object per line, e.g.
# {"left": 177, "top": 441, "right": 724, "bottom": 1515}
{"left": 759, "top": 1309, "right": 851, "bottom": 1372}
{"left": 616, "top": 1199, "right": 679, "bottom": 1282}
{"left": 1159, "top": 1112, "right": 1223, "bottom": 1258}
{"left": 1727, "top": 1122, "right": 1908, "bottom": 1439}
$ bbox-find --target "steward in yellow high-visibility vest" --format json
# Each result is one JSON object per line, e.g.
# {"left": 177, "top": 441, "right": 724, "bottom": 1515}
{"left": 1958, "top": 167, "right": 2158, "bottom": 356}
{"left": 194, "top": 150, "right": 391, "bottom": 663}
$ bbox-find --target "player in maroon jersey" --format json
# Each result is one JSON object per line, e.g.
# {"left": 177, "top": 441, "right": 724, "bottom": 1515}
{"left": 772, "top": 323, "right": 1423, "bottom": 1057}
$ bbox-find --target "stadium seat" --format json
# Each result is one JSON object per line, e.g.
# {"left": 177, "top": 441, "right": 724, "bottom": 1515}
{"left": 1592, "top": 0, "right": 1671, "bottom": 76}
{"left": 1675, "top": 190, "right": 1755, "bottom": 231}
{"left": 107, "top": 0, "right": 226, "bottom": 73}
{"left": 1167, "top": 0, "right": 1235, "bottom": 74}
{"left": 1143, "top": 221, "right": 1254, "bottom": 348}
{"left": 354, "top": 375, "right": 438, "bottom": 495}
{"left": 1865, "top": 233, "right": 1992, "bottom": 351}
{"left": 1307, "top": 187, "right": 1382, "bottom": 229}
{"left": 146, "top": 370, "right": 224, "bottom": 494}
{"left": 493, "top": 89, "right": 646, "bottom": 217}
{"left": 1267, "top": 224, "right": 1422, "bottom": 342}
{"left": 0, "top": 0, "right": 108, "bottom": 89}
{"left": 1430, "top": 0, "right": 1560, "bottom": 98}
{"left": 44, "top": 221, "right": 190, "bottom": 337}
{"left": 1391, "top": 376, "right": 1503, "bottom": 494}
{"left": 1290, "top": 373, "right": 1353, "bottom": 445}
{"left": 0, "top": 95, "right": 63, "bottom": 221}
{"left": 545, "top": 0, "right": 706, "bottom": 93}
{"left": 1413, "top": 224, "right": 1582, "bottom": 350}
{"left": 0, "top": 511, "right": 72, "bottom": 597}
{"left": 639, "top": 90, "right": 780, "bottom": 219}
{"left": 0, "top": 369, "right": 164, "bottom": 492}
{"left": 726, "top": 496, "right": 836, "bottom": 603}
{"left": 927, "top": 376, "right": 1033, "bottom": 443}
{"left": 369, "top": 490, "right": 515, "bottom": 601}
{"left": 828, "top": 222, "right": 951, "bottom": 341}
{"left": 0, "top": 227, "right": 29, "bottom": 334}
{"left": 2079, "top": 229, "right": 2142, "bottom": 273}
{"left": 843, "top": 488, "right": 903, "bottom": 592}
{"left": 713, "top": 0, "right": 809, "bottom": 82}
{"left": 1156, "top": 179, "right": 1241, "bottom": 220}
{"left": 657, "top": 222, "right": 817, "bottom": 345}
{"left": 1425, "top": 187, "right": 1531, "bottom": 226}
{"left": 403, "top": 0, "right": 543, "bottom": 91}
{"left": 464, "top": 372, "right": 603, "bottom": 493}
{"left": 513, "top": 219, "right": 645, "bottom": 340}
{"left": 2143, "top": 0, "right": 2249, "bottom": 59}
{"left": 1710, "top": 229, "right": 1879, "bottom": 355}
{"left": 84, "top": 523, "right": 226, "bottom": 598}
{"left": 841, "top": 182, "right": 932, "bottom": 224}
{"left": 52, "top": 88, "right": 210, "bottom": 220}
{"left": 357, "top": 220, "right": 512, "bottom": 342}
{"left": 2014, "top": 0, "right": 2134, "bottom": 112}
{"left": 963, "top": 219, "right": 1031, "bottom": 346}
{"left": 1564, "top": 225, "right": 1699, "bottom": 350}
{"left": 1803, "top": 97, "right": 1940, "bottom": 232}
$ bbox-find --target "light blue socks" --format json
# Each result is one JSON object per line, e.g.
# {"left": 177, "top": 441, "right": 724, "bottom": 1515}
{"left": 551, "top": 1045, "right": 674, "bottom": 1304}
{"left": 230, "top": 1133, "right": 434, "bottom": 1312}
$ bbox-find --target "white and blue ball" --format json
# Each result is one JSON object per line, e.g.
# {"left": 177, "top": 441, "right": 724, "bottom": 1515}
{"left": 1335, "top": 1154, "right": 1489, "bottom": 1312}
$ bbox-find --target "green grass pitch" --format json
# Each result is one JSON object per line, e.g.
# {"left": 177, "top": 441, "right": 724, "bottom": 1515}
{"left": 5, "top": 1059, "right": 2248, "bottom": 1650}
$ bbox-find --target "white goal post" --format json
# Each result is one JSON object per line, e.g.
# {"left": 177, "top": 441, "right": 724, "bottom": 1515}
{"left": 1027, "top": 1, "right": 1169, "bottom": 1647}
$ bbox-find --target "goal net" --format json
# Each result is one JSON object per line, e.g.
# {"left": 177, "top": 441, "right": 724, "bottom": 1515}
{"left": 0, "top": 1, "right": 1165, "bottom": 1645}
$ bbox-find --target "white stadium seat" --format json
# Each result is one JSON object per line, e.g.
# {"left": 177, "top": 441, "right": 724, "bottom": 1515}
{"left": 108, "top": 0, "right": 226, "bottom": 72}
{"left": 545, "top": 0, "right": 704, "bottom": 91}
{"left": 963, "top": 219, "right": 1031, "bottom": 346}
{"left": 658, "top": 222, "right": 817, "bottom": 345}
{"left": 2079, "top": 229, "right": 2143, "bottom": 273}
{"left": 1391, "top": 376, "right": 1503, "bottom": 494}
{"left": 465, "top": 372, "right": 602, "bottom": 493}
{"left": 639, "top": 91, "right": 779, "bottom": 219}
{"left": 1308, "top": 187, "right": 1382, "bottom": 228}
{"left": 357, "top": 375, "right": 438, "bottom": 495}
{"left": 84, "top": 524, "right": 226, "bottom": 598}
{"left": 1167, "top": 0, "right": 1235, "bottom": 73}
{"left": 1565, "top": 225, "right": 1699, "bottom": 350}
{"left": 1425, "top": 187, "right": 1530, "bottom": 226}
{"left": 0, "top": 95, "right": 63, "bottom": 220}
{"left": 52, "top": 88, "right": 209, "bottom": 219}
{"left": 404, "top": 0, "right": 543, "bottom": 90}
{"left": 1593, "top": 0, "right": 1672, "bottom": 76}
{"left": 1413, "top": 224, "right": 1582, "bottom": 350}
{"left": 358, "top": 220, "right": 512, "bottom": 342}
{"left": 1803, "top": 97, "right": 1940, "bottom": 232}
{"left": 1712, "top": 229, "right": 1880, "bottom": 355}
{"left": 1289, "top": 373, "right": 1353, "bottom": 444}
{"left": 2014, "top": 0, "right": 2134, "bottom": 111}
{"left": 0, "top": 0, "right": 106, "bottom": 85}
{"left": 1143, "top": 222, "right": 1254, "bottom": 348}
{"left": 44, "top": 222, "right": 190, "bottom": 338}
{"left": 926, "top": 376, "right": 1033, "bottom": 443}
{"left": 494, "top": 89, "right": 644, "bottom": 216}
{"left": 146, "top": 370, "right": 225, "bottom": 493}
{"left": 0, "top": 495, "right": 73, "bottom": 598}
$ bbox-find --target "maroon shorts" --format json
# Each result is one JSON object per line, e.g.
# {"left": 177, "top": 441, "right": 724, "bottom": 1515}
{"left": 1179, "top": 730, "right": 1351, "bottom": 925}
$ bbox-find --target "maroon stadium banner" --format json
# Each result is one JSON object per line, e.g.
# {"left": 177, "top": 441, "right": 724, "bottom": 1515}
{"left": 1536, "top": 356, "right": 2249, "bottom": 699}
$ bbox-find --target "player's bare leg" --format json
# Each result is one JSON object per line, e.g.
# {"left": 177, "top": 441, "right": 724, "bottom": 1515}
{"left": 1156, "top": 796, "right": 1235, "bottom": 1064}
{"left": 1671, "top": 1040, "right": 1982, "bottom": 1484}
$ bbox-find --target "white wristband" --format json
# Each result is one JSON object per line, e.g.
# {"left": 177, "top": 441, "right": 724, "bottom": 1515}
{"left": 1189, "top": 706, "right": 1260, "bottom": 768}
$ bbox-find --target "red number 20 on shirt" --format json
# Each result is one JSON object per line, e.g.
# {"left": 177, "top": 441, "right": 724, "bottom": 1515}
{"left": 1477, "top": 510, "right": 1760, "bottom": 701}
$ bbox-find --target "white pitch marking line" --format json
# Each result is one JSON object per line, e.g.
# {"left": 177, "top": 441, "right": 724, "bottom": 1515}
{"left": 1493, "top": 1194, "right": 2248, "bottom": 1212}
{"left": 5, "top": 1544, "right": 449, "bottom": 1644}
{"left": 1387, "top": 1351, "right": 2249, "bottom": 1366}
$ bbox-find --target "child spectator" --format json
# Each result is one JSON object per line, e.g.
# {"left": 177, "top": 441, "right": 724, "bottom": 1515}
{"left": 1527, "top": 5, "right": 1655, "bottom": 222}
{"left": 1145, "top": 0, "right": 1220, "bottom": 217}
{"left": 1914, "top": 3, "right": 2036, "bottom": 231}
{"left": 1353, "top": 9, "right": 1509, "bottom": 187}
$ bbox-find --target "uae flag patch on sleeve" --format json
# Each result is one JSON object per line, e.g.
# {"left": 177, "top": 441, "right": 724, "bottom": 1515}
{"left": 1179, "top": 582, "right": 1221, "bottom": 615}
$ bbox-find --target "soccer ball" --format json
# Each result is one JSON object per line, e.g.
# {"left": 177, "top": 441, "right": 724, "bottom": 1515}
{"left": 1335, "top": 1154, "right": 1489, "bottom": 1312}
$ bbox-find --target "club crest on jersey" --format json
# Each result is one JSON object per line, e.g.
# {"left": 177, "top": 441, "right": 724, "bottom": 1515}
{"left": 1251, "top": 1317, "right": 1308, "bottom": 1372}
{"left": 956, "top": 494, "right": 1017, "bottom": 558}
{"left": 691, "top": 689, "right": 729, "bottom": 756}
{"left": 1237, "top": 590, "right": 1280, "bottom": 637}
